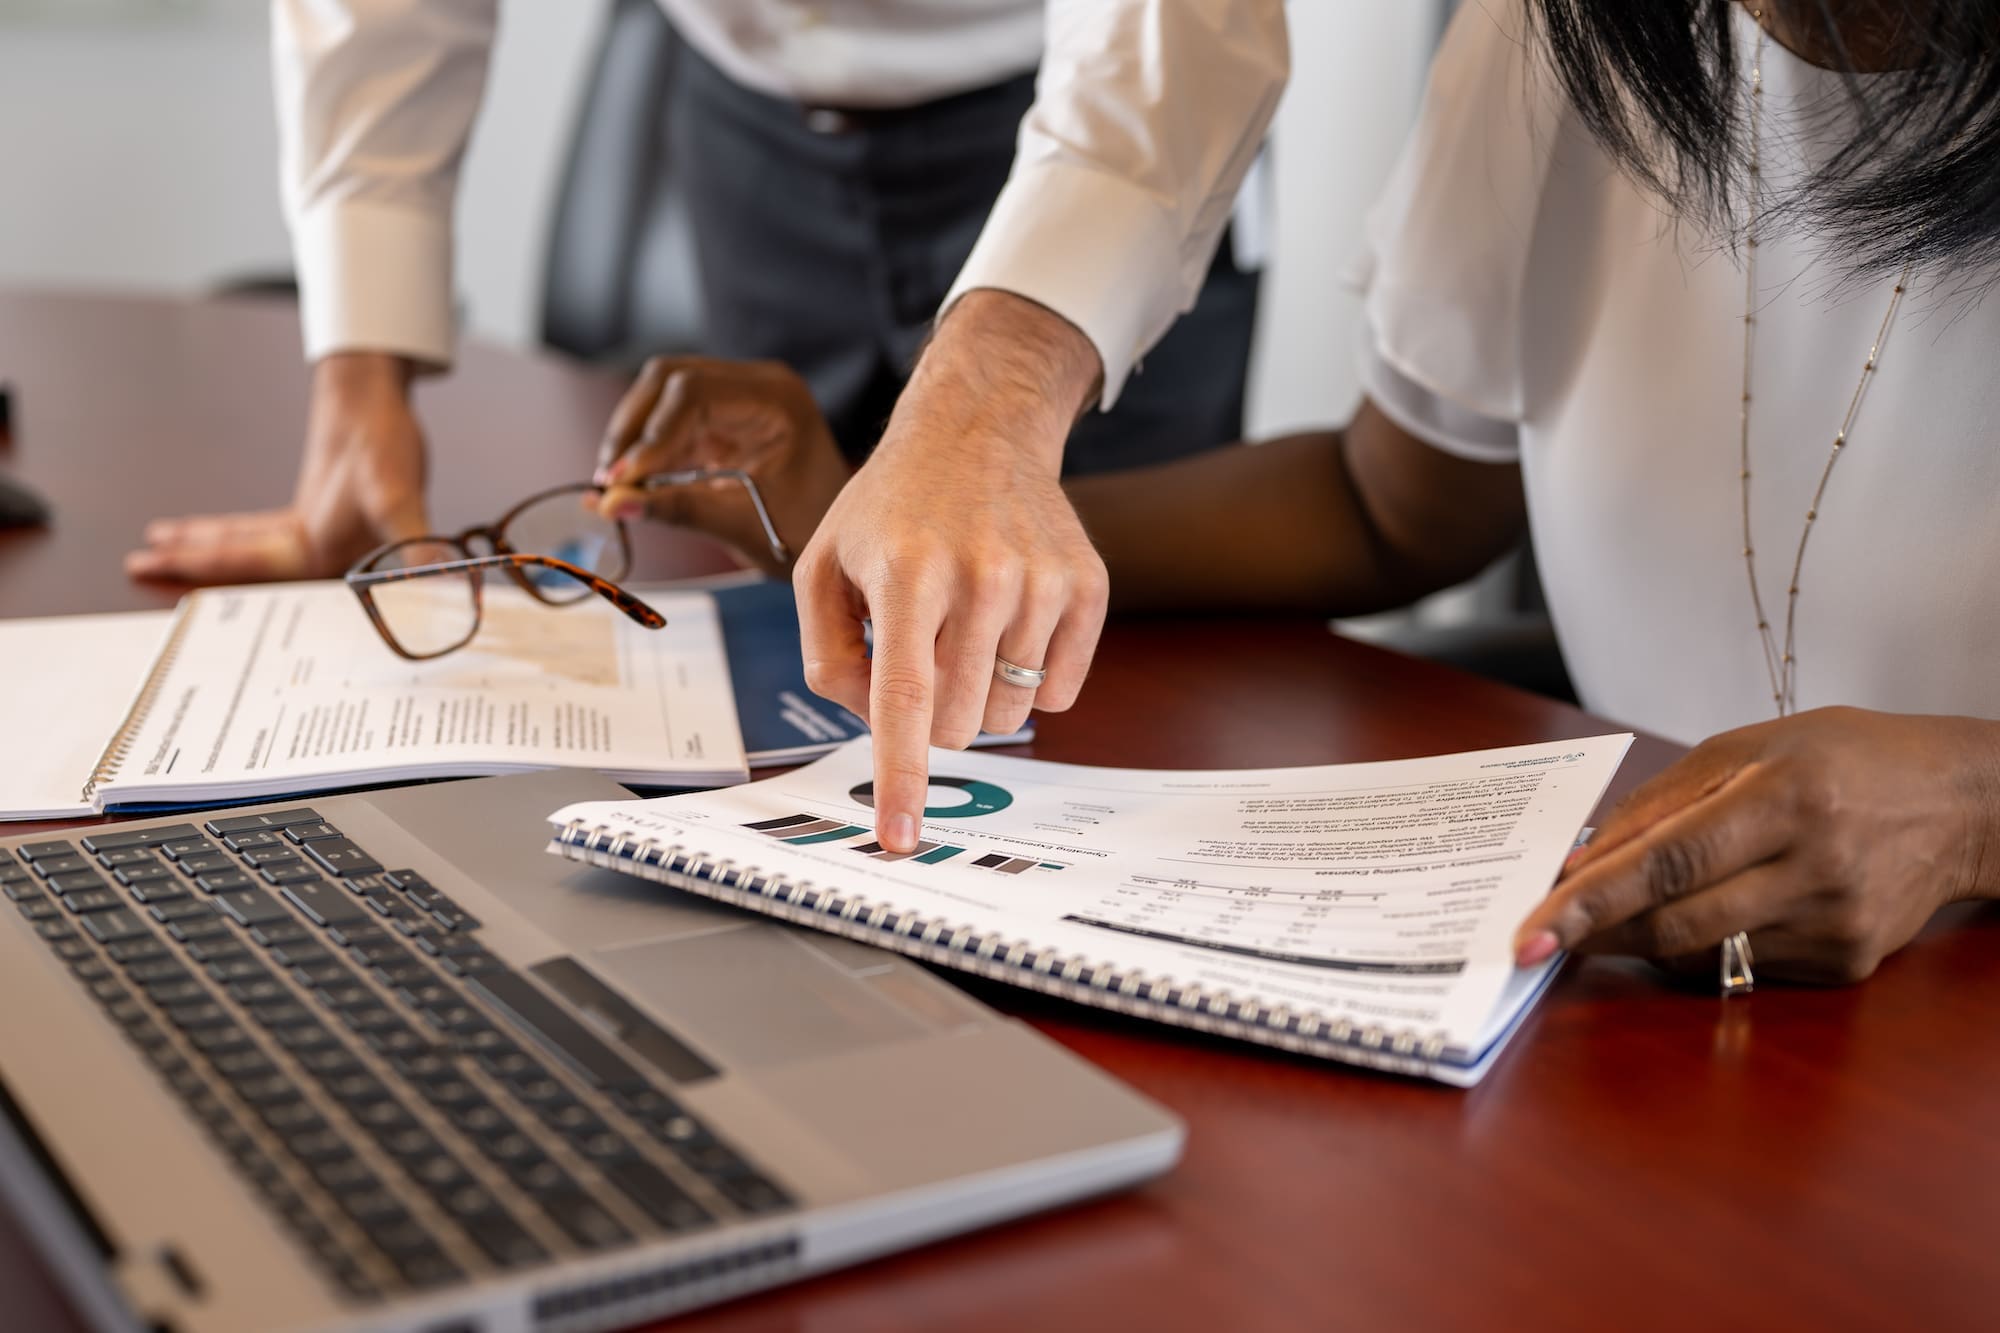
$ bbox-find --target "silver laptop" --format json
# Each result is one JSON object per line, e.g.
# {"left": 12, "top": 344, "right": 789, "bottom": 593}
{"left": 0, "top": 770, "right": 1180, "bottom": 1332}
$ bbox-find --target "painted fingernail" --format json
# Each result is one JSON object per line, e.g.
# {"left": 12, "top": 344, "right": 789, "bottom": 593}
{"left": 1515, "top": 930, "right": 1560, "bottom": 967}
{"left": 885, "top": 814, "right": 918, "bottom": 853}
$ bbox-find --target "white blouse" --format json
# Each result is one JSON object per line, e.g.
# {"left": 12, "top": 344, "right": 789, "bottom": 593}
{"left": 1352, "top": 0, "right": 2000, "bottom": 746}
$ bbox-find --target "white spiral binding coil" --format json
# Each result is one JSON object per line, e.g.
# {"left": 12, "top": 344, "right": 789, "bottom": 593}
{"left": 82, "top": 599, "right": 199, "bottom": 800}
{"left": 550, "top": 820, "right": 1451, "bottom": 1071}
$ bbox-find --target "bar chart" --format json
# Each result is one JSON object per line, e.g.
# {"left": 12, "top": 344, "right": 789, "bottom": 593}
{"left": 740, "top": 813, "right": 1068, "bottom": 876}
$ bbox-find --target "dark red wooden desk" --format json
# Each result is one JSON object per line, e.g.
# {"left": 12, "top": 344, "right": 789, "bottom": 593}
{"left": 3, "top": 292, "right": 1995, "bottom": 1332}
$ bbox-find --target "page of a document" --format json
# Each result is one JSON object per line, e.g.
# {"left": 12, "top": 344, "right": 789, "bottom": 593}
{"left": 95, "top": 581, "right": 745, "bottom": 807}
{"left": 0, "top": 610, "right": 176, "bottom": 819}
{"left": 549, "top": 734, "right": 1632, "bottom": 1060}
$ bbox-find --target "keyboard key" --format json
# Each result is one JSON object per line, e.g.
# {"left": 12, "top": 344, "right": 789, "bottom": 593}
{"left": 243, "top": 848, "right": 302, "bottom": 870}
{"left": 33, "top": 855, "right": 91, "bottom": 878}
{"left": 144, "top": 979, "right": 209, "bottom": 1007}
{"left": 113, "top": 863, "right": 173, "bottom": 886}
{"left": 193, "top": 870, "right": 254, "bottom": 893}
{"left": 61, "top": 889, "right": 124, "bottom": 914}
{"left": 539, "top": 1189, "right": 632, "bottom": 1250}
{"left": 283, "top": 823, "right": 342, "bottom": 843}
{"left": 465, "top": 968, "right": 647, "bottom": 1092}
{"left": 149, "top": 899, "right": 215, "bottom": 923}
{"left": 173, "top": 853, "right": 234, "bottom": 877}
{"left": 69, "top": 957, "right": 113, "bottom": 983}
{"left": 188, "top": 1027, "right": 257, "bottom": 1057}
{"left": 1, "top": 880, "right": 39, "bottom": 902}
{"left": 201, "top": 955, "right": 266, "bottom": 984}
{"left": 262, "top": 864, "right": 322, "bottom": 887}
{"left": 392, "top": 1247, "right": 462, "bottom": 1291}
{"left": 82, "top": 908, "right": 153, "bottom": 943}
{"left": 127, "top": 959, "right": 191, "bottom": 985}
{"left": 302, "top": 838, "right": 382, "bottom": 878}
{"left": 160, "top": 839, "right": 216, "bottom": 859}
{"left": 127, "top": 881, "right": 192, "bottom": 907}
{"left": 20, "top": 898, "right": 63, "bottom": 921}
{"left": 214, "top": 889, "right": 293, "bottom": 928}
{"left": 169, "top": 916, "right": 231, "bottom": 943}
{"left": 204, "top": 809, "right": 322, "bottom": 836}
{"left": 105, "top": 937, "right": 169, "bottom": 965}
{"left": 597, "top": 1155, "right": 711, "bottom": 1231}
{"left": 249, "top": 920, "right": 313, "bottom": 948}
{"left": 281, "top": 881, "right": 368, "bottom": 928}
{"left": 270, "top": 942, "right": 333, "bottom": 969}
{"left": 43, "top": 872, "right": 110, "bottom": 895}
{"left": 94, "top": 847, "right": 155, "bottom": 869}
{"left": 164, "top": 1002, "right": 235, "bottom": 1031}
{"left": 459, "top": 1208, "right": 548, "bottom": 1269}
{"left": 19, "top": 841, "right": 78, "bottom": 862}
{"left": 428, "top": 904, "right": 481, "bottom": 933}
{"left": 227, "top": 978, "right": 288, "bottom": 1006}
{"left": 80, "top": 825, "right": 200, "bottom": 854}
{"left": 183, "top": 938, "right": 251, "bottom": 965}
{"left": 249, "top": 1000, "right": 316, "bottom": 1030}
{"left": 291, "top": 961, "right": 355, "bottom": 990}
{"left": 222, "top": 830, "right": 282, "bottom": 852}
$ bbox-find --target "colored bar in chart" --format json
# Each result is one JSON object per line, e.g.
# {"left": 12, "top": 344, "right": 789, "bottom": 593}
{"left": 743, "top": 814, "right": 820, "bottom": 833}
{"left": 850, "top": 840, "right": 970, "bottom": 865}
{"left": 784, "top": 824, "right": 870, "bottom": 845}
{"left": 740, "top": 813, "right": 870, "bottom": 845}
{"left": 972, "top": 853, "right": 1037, "bottom": 875}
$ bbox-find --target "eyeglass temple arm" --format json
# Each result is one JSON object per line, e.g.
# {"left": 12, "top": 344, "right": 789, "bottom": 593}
{"left": 640, "top": 467, "right": 792, "bottom": 566}
{"left": 345, "top": 554, "right": 667, "bottom": 630}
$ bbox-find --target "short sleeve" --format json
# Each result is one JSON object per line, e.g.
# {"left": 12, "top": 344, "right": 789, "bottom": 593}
{"left": 1346, "top": 0, "right": 1564, "bottom": 453}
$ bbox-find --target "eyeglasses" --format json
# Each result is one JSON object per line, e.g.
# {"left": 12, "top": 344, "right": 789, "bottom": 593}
{"left": 344, "top": 467, "right": 789, "bottom": 660}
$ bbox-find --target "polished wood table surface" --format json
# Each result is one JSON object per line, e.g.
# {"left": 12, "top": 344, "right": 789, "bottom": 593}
{"left": 3, "top": 292, "right": 1996, "bottom": 1332}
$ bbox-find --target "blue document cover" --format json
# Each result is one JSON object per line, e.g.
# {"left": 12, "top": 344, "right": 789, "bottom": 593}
{"left": 711, "top": 579, "right": 1033, "bottom": 768}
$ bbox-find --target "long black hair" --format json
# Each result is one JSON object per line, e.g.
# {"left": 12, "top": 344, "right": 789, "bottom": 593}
{"left": 1524, "top": 1, "right": 2000, "bottom": 278}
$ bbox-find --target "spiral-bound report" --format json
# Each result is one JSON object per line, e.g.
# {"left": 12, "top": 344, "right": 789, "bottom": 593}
{"left": 546, "top": 734, "right": 1631, "bottom": 1086}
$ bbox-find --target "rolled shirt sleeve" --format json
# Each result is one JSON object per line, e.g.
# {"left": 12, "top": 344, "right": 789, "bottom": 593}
{"left": 943, "top": 0, "right": 1289, "bottom": 407}
{"left": 274, "top": 0, "right": 498, "bottom": 369}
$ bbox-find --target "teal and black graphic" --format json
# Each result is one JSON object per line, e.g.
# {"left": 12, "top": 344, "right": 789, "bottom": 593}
{"left": 847, "top": 776, "right": 1014, "bottom": 819}
{"left": 742, "top": 813, "right": 1068, "bottom": 875}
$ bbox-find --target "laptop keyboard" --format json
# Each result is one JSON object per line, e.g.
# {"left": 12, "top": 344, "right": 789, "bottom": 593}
{"left": 2, "top": 810, "right": 793, "bottom": 1302}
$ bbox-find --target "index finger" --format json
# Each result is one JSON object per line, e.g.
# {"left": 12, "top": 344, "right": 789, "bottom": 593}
{"left": 595, "top": 357, "right": 699, "bottom": 480}
{"left": 1513, "top": 764, "right": 1791, "bottom": 963}
{"left": 859, "top": 576, "right": 949, "bottom": 853}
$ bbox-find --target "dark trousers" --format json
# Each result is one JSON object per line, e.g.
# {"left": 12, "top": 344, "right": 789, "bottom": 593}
{"left": 669, "top": 44, "right": 1261, "bottom": 477}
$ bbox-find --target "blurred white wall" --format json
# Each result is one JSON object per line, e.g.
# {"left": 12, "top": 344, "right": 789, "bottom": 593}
{"left": 0, "top": 2, "right": 1435, "bottom": 436}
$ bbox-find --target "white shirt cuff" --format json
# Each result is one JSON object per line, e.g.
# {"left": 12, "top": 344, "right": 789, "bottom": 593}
{"left": 942, "top": 158, "right": 1186, "bottom": 409}
{"left": 293, "top": 199, "right": 456, "bottom": 369}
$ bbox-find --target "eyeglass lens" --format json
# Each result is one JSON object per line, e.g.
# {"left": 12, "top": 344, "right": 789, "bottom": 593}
{"left": 361, "top": 540, "right": 480, "bottom": 659}
{"left": 498, "top": 489, "right": 629, "bottom": 604}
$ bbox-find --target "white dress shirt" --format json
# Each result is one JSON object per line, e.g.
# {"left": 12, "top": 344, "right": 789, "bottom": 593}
{"left": 1352, "top": 0, "right": 2000, "bottom": 745}
{"left": 275, "top": 0, "right": 1288, "bottom": 407}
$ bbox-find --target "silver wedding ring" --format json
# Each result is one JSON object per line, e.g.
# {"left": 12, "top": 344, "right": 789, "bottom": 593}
{"left": 993, "top": 656, "right": 1048, "bottom": 689}
{"left": 1720, "top": 931, "right": 1755, "bottom": 997}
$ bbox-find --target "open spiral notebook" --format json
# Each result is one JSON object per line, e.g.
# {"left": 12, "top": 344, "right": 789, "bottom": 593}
{"left": 546, "top": 734, "right": 1631, "bottom": 1086}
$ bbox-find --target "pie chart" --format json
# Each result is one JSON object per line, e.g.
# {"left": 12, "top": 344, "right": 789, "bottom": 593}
{"left": 848, "top": 776, "right": 1014, "bottom": 819}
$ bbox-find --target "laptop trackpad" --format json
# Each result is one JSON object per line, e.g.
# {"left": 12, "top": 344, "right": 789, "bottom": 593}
{"left": 586, "top": 928, "right": 933, "bottom": 1070}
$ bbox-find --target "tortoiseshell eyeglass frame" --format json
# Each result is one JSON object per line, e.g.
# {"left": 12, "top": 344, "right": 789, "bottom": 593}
{"left": 345, "top": 469, "right": 791, "bottom": 661}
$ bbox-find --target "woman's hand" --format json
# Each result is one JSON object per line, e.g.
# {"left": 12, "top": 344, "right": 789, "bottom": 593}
{"left": 1514, "top": 707, "right": 2000, "bottom": 984}
{"left": 593, "top": 357, "right": 853, "bottom": 578}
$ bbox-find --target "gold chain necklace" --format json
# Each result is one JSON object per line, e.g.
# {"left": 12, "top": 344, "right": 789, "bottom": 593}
{"left": 1739, "top": 12, "right": 1914, "bottom": 718}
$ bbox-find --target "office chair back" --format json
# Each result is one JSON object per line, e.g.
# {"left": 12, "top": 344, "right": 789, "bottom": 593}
{"left": 540, "top": 0, "right": 705, "bottom": 365}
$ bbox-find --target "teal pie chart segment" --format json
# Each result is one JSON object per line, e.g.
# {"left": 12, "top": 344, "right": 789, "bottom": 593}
{"left": 849, "top": 777, "right": 1014, "bottom": 819}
